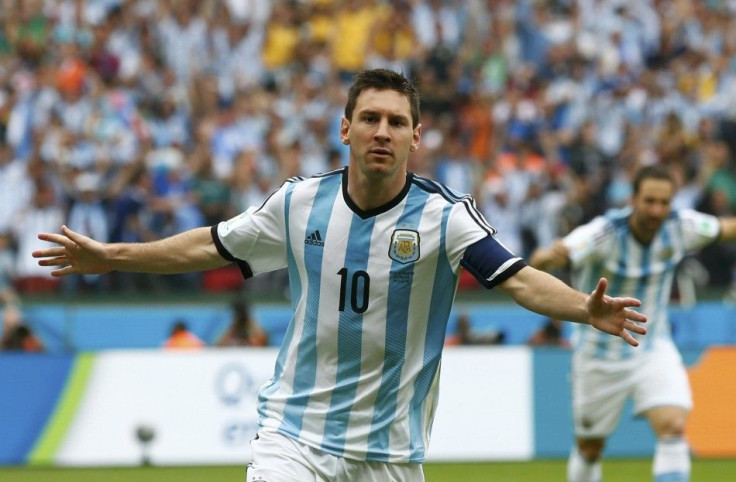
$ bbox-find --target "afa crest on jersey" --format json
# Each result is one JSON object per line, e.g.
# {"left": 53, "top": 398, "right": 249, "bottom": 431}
{"left": 658, "top": 246, "right": 674, "bottom": 260}
{"left": 389, "top": 229, "right": 420, "bottom": 264}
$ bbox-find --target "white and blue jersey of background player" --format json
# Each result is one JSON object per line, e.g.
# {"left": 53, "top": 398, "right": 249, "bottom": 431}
{"left": 212, "top": 167, "right": 525, "bottom": 464}
{"left": 563, "top": 206, "right": 721, "bottom": 361}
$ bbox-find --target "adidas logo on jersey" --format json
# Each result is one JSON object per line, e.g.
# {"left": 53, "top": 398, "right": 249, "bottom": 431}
{"left": 304, "top": 230, "right": 324, "bottom": 247}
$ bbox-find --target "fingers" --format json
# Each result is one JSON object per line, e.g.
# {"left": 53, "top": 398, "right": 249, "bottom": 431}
{"left": 37, "top": 256, "right": 69, "bottom": 267}
{"left": 35, "top": 227, "right": 77, "bottom": 276}
{"left": 587, "top": 278, "right": 648, "bottom": 346}
{"left": 618, "top": 319, "right": 647, "bottom": 347}
{"left": 35, "top": 226, "right": 80, "bottom": 259}
{"left": 624, "top": 308, "right": 647, "bottom": 324}
{"left": 62, "top": 225, "right": 86, "bottom": 245}
{"left": 36, "top": 232, "right": 76, "bottom": 250}
{"left": 625, "top": 321, "right": 647, "bottom": 336}
{"left": 620, "top": 330, "right": 640, "bottom": 347}
{"left": 32, "top": 247, "right": 67, "bottom": 259}
{"left": 614, "top": 296, "right": 642, "bottom": 308}
{"left": 50, "top": 265, "right": 77, "bottom": 277}
{"left": 590, "top": 277, "right": 608, "bottom": 301}
{"left": 30, "top": 226, "right": 89, "bottom": 278}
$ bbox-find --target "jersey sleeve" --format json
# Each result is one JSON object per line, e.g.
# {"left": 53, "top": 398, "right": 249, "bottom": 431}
{"left": 212, "top": 185, "right": 288, "bottom": 277}
{"left": 677, "top": 209, "right": 721, "bottom": 250}
{"left": 460, "top": 236, "right": 526, "bottom": 289}
{"left": 446, "top": 197, "right": 526, "bottom": 289}
{"left": 562, "top": 215, "right": 613, "bottom": 269}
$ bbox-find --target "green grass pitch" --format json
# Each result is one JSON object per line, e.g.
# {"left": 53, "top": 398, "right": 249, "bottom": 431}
{"left": 2, "top": 459, "right": 735, "bottom": 481}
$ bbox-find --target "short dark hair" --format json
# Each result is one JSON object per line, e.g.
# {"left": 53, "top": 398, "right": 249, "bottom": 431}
{"left": 344, "top": 69, "right": 420, "bottom": 128}
{"left": 632, "top": 164, "right": 675, "bottom": 194}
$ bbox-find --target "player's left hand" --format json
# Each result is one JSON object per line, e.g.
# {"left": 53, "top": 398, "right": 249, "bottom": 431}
{"left": 587, "top": 277, "right": 648, "bottom": 346}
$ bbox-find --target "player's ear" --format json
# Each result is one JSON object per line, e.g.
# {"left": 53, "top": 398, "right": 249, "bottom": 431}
{"left": 410, "top": 123, "right": 422, "bottom": 152}
{"left": 340, "top": 117, "right": 350, "bottom": 145}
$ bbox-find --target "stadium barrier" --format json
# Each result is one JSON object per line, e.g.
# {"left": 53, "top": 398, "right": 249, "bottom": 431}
{"left": 1, "top": 346, "right": 734, "bottom": 467}
{"left": 19, "top": 302, "right": 736, "bottom": 352}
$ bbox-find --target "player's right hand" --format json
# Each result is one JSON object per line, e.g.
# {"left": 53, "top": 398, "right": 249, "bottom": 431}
{"left": 33, "top": 225, "right": 111, "bottom": 276}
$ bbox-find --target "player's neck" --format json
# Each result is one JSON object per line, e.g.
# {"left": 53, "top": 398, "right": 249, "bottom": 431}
{"left": 629, "top": 219, "right": 655, "bottom": 245}
{"left": 346, "top": 167, "right": 408, "bottom": 212}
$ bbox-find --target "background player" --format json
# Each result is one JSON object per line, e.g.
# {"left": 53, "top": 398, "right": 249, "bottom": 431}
{"left": 530, "top": 164, "right": 736, "bottom": 482}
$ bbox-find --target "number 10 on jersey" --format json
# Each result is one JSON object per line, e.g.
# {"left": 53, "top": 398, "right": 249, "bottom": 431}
{"left": 337, "top": 268, "right": 370, "bottom": 314}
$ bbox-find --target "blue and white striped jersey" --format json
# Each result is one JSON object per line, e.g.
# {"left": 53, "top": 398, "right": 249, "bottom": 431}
{"left": 212, "top": 168, "right": 524, "bottom": 463}
{"left": 563, "top": 207, "right": 720, "bottom": 360}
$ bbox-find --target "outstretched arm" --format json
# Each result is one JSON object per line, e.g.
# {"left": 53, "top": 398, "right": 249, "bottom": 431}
{"left": 500, "top": 266, "right": 647, "bottom": 346}
{"left": 33, "top": 225, "right": 229, "bottom": 277}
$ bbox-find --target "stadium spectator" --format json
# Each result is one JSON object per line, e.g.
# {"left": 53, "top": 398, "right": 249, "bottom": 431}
{"left": 478, "top": 170, "right": 524, "bottom": 256}
{"left": 209, "top": 3, "right": 267, "bottom": 96}
{"left": 527, "top": 318, "right": 570, "bottom": 348}
{"left": 162, "top": 319, "right": 204, "bottom": 350}
{"left": 260, "top": 1, "right": 301, "bottom": 79}
{"left": 1, "top": 304, "right": 43, "bottom": 352}
{"left": 0, "top": 230, "right": 17, "bottom": 305}
{"left": 530, "top": 165, "right": 736, "bottom": 482}
{"left": 189, "top": 149, "right": 231, "bottom": 226}
{"left": 13, "top": 180, "right": 63, "bottom": 294}
{"left": 365, "top": 1, "right": 417, "bottom": 74}
{"left": 217, "top": 299, "right": 268, "bottom": 347}
{"left": 565, "top": 120, "right": 611, "bottom": 225}
{"left": 329, "top": 0, "right": 382, "bottom": 81}
{"left": 456, "top": 86, "right": 496, "bottom": 164}
{"left": 62, "top": 171, "right": 109, "bottom": 294}
{"left": 33, "top": 68, "right": 647, "bottom": 481}
{"left": 228, "top": 148, "right": 271, "bottom": 216}
{"left": 448, "top": 313, "right": 505, "bottom": 346}
{"left": 155, "top": 1, "right": 209, "bottom": 86}
{"left": 0, "top": 142, "right": 34, "bottom": 235}
{"left": 303, "top": 0, "right": 334, "bottom": 47}
{"left": 0, "top": 0, "right": 734, "bottom": 299}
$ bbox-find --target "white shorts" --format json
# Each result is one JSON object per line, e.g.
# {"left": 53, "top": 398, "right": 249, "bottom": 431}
{"left": 571, "top": 340, "right": 692, "bottom": 439}
{"left": 246, "top": 430, "right": 425, "bottom": 482}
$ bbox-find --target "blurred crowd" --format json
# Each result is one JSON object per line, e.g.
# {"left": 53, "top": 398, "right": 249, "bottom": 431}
{"left": 1, "top": 0, "right": 736, "bottom": 300}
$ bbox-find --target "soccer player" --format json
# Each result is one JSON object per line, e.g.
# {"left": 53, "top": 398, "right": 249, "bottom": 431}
{"left": 530, "top": 164, "right": 736, "bottom": 482}
{"left": 34, "top": 69, "right": 647, "bottom": 482}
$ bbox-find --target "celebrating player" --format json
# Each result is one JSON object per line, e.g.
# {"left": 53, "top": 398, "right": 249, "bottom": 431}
{"left": 34, "top": 68, "right": 647, "bottom": 482}
{"left": 530, "top": 164, "right": 736, "bottom": 482}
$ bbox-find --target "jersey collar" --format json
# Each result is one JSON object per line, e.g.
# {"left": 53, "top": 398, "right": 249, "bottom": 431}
{"left": 341, "top": 167, "right": 413, "bottom": 219}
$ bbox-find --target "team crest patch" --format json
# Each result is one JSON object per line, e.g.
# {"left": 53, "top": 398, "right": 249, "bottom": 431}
{"left": 389, "top": 229, "right": 420, "bottom": 264}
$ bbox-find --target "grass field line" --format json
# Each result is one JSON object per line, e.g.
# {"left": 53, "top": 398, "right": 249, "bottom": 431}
{"left": 1, "top": 459, "right": 736, "bottom": 481}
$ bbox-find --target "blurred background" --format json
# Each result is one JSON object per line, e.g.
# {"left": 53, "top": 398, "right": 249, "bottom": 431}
{"left": 0, "top": 0, "right": 735, "bottom": 302}
{"left": 1, "top": 0, "right": 736, "bottom": 478}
